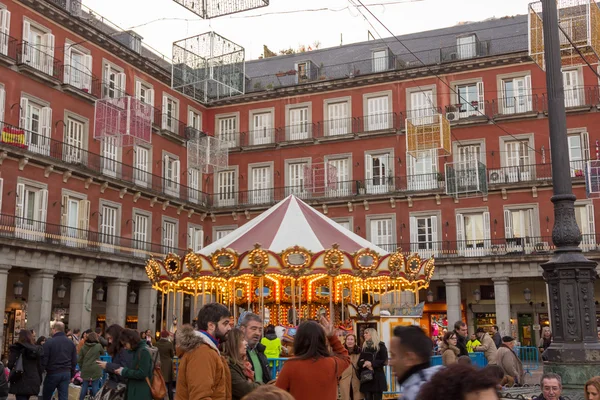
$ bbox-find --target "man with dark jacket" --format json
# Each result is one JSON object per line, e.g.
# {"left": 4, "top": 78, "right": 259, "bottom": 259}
{"left": 239, "top": 313, "right": 271, "bottom": 383}
{"left": 42, "top": 321, "right": 77, "bottom": 400}
{"left": 492, "top": 325, "right": 502, "bottom": 349}
{"left": 453, "top": 320, "right": 469, "bottom": 357}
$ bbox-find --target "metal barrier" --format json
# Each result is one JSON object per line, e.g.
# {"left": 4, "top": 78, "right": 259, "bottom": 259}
{"left": 514, "top": 346, "right": 540, "bottom": 375}
{"left": 431, "top": 352, "right": 488, "bottom": 368}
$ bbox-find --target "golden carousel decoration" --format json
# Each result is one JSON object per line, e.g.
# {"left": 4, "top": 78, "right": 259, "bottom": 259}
{"left": 145, "top": 195, "right": 436, "bottom": 328}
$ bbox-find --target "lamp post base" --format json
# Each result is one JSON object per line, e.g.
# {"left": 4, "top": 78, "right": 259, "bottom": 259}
{"left": 543, "top": 360, "right": 600, "bottom": 389}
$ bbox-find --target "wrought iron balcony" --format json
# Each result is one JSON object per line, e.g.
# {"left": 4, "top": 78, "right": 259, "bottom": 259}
{"left": 487, "top": 163, "right": 552, "bottom": 185}
{"left": 16, "top": 41, "right": 63, "bottom": 81}
{"left": 490, "top": 94, "right": 541, "bottom": 116}
{"left": 441, "top": 38, "right": 491, "bottom": 62}
{"left": 0, "top": 31, "right": 17, "bottom": 61}
{"left": 63, "top": 64, "right": 101, "bottom": 98}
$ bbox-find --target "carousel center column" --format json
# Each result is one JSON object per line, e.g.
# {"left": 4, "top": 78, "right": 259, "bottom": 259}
{"left": 106, "top": 278, "right": 129, "bottom": 327}
{"left": 28, "top": 270, "right": 56, "bottom": 337}
{"left": 444, "top": 279, "right": 462, "bottom": 326}
{"left": 137, "top": 282, "right": 155, "bottom": 334}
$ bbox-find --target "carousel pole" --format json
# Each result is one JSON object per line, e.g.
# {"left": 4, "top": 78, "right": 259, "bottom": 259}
{"left": 329, "top": 276, "right": 334, "bottom": 323}
{"left": 160, "top": 285, "right": 165, "bottom": 331}
{"left": 193, "top": 282, "right": 198, "bottom": 324}
{"left": 291, "top": 279, "right": 296, "bottom": 326}
{"left": 166, "top": 284, "right": 171, "bottom": 332}
{"left": 415, "top": 289, "right": 419, "bottom": 306}
{"left": 298, "top": 279, "right": 302, "bottom": 323}
{"left": 259, "top": 276, "right": 265, "bottom": 325}
{"left": 341, "top": 280, "right": 344, "bottom": 322}
{"left": 201, "top": 281, "right": 206, "bottom": 307}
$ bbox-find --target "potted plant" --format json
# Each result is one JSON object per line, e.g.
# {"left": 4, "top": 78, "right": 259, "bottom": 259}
{"left": 575, "top": 169, "right": 584, "bottom": 177}
{"left": 436, "top": 172, "right": 445, "bottom": 182}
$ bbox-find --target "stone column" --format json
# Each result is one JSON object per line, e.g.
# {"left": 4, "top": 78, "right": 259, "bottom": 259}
{"left": 493, "top": 277, "right": 511, "bottom": 336}
{"left": 69, "top": 274, "right": 95, "bottom": 332}
{"left": 28, "top": 270, "right": 56, "bottom": 337}
{"left": 444, "top": 279, "right": 462, "bottom": 326}
{"left": 137, "top": 283, "right": 156, "bottom": 334}
{"left": 106, "top": 279, "right": 129, "bottom": 327}
{"left": 0, "top": 265, "right": 11, "bottom": 347}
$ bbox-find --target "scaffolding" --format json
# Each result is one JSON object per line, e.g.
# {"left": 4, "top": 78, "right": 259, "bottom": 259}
{"left": 172, "top": 0, "right": 269, "bottom": 19}
{"left": 406, "top": 114, "right": 451, "bottom": 158}
{"left": 187, "top": 130, "right": 229, "bottom": 174}
{"left": 93, "top": 96, "right": 152, "bottom": 146}
{"left": 529, "top": 0, "right": 600, "bottom": 70}
{"left": 172, "top": 32, "right": 245, "bottom": 104}
{"left": 445, "top": 161, "right": 488, "bottom": 198}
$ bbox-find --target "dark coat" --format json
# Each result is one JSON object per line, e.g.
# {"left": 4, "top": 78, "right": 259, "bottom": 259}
{"left": 7, "top": 342, "right": 43, "bottom": 395}
{"left": 357, "top": 342, "right": 388, "bottom": 394}
{"left": 42, "top": 332, "right": 77, "bottom": 376}
{"left": 229, "top": 361, "right": 261, "bottom": 400}
{"left": 492, "top": 332, "right": 502, "bottom": 349}
{"left": 155, "top": 338, "right": 174, "bottom": 382}
{"left": 454, "top": 330, "right": 469, "bottom": 357}
{"left": 246, "top": 342, "right": 271, "bottom": 384}
{"left": 106, "top": 347, "right": 134, "bottom": 386}
{"left": 120, "top": 341, "right": 152, "bottom": 400}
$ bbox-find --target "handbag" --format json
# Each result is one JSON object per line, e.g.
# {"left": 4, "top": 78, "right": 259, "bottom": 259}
{"left": 8, "top": 352, "right": 24, "bottom": 383}
{"left": 145, "top": 348, "right": 166, "bottom": 400}
{"left": 360, "top": 369, "right": 374, "bottom": 384}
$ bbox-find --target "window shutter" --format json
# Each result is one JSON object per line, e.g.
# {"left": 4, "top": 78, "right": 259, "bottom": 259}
{"left": 64, "top": 45, "right": 72, "bottom": 83}
{"left": 19, "top": 97, "right": 28, "bottom": 129}
{"left": 369, "top": 220, "right": 378, "bottom": 244}
{"left": 118, "top": 72, "right": 126, "bottom": 95}
{"left": 365, "top": 154, "right": 373, "bottom": 182}
{"left": 60, "top": 194, "right": 69, "bottom": 226}
{"left": 0, "top": 178, "right": 3, "bottom": 214}
{"left": 161, "top": 95, "right": 168, "bottom": 129}
{"left": 430, "top": 215, "right": 438, "bottom": 252}
{"left": 188, "top": 110, "right": 194, "bottom": 128}
{"left": 504, "top": 210, "right": 513, "bottom": 239}
{"left": 583, "top": 131, "right": 590, "bottom": 161}
{"left": 163, "top": 155, "right": 169, "bottom": 181}
{"left": 477, "top": 81, "right": 485, "bottom": 109}
{"left": 0, "top": 86, "right": 5, "bottom": 125}
{"left": 135, "top": 80, "right": 142, "bottom": 99}
{"left": 42, "top": 33, "right": 55, "bottom": 75}
{"left": 187, "top": 227, "right": 193, "bottom": 250}
{"left": 409, "top": 216, "right": 417, "bottom": 252}
{"left": 15, "top": 183, "right": 25, "bottom": 220}
{"left": 41, "top": 107, "right": 52, "bottom": 139}
{"left": 483, "top": 211, "right": 491, "bottom": 244}
{"left": 38, "top": 189, "right": 48, "bottom": 224}
{"left": 22, "top": 20, "right": 30, "bottom": 61}
{"left": 0, "top": 9, "right": 11, "bottom": 56}
{"left": 195, "top": 229, "right": 203, "bottom": 251}
{"left": 586, "top": 204, "right": 595, "bottom": 237}
{"left": 78, "top": 199, "right": 90, "bottom": 233}
{"left": 456, "top": 214, "right": 465, "bottom": 249}
{"left": 83, "top": 55, "right": 93, "bottom": 91}
{"left": 174, "top": 160, "right": 181, "bottom": 185}
{"left": 147, "top": 88, "right": 154, "bottom": 107}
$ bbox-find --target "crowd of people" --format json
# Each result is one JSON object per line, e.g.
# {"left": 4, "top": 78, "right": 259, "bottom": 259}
{"left": 0, "top": 306, "right": 597, "bottom": 400}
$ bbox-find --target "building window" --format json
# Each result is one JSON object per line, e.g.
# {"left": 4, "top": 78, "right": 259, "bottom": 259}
{"left": 0, "top": 85, "right": 4, "bottom": 127}
{"left": 369, "top": 217, "right": 394, "bottom": 251}
{"left": 410, "top": 215, "right": 439, "bottom": 258}
{"left": 454, "top": 82, "right": 484, "bottom": 118}
{"left": 216, "top": 169, "right": 236, "bottom": 207}
{"left": 333, "top": 218, "right": 352, "bottom": 231}
{"left": 133, "top": 213, "right": 150, "bottom": 256}
{"left": 456, "top": 211, "right": 490, "bottom": 256}
{"left": 406, "top": 149, "right": 438, "bottom": 191}
{"left": 372, "top": 49, "right": 388, "bottom": 72}
{"left": 365, "top": 95, "right": 390, "bottom": 131}
{"left": 500, "top": 75, "right": 532, "bottom": 114}
{"left": 251, "top": 111, "right": 273, "bottom": 145}
{"left": 217, "top": 115, "right": 238, "bottom": 148}
{"left": 162, "top": 95, "right": 179, "bottom": 133}
{"left": 563, "top": 69, "right": 582, "bottom": 108}
{"left": 15, "top": 182, "right": 48, "bottom": 240}
{"left": 188, "top": 226, "right": 203, "bottom": 252}
{"left": 22, "top": 21, "right": 54, "bottom": 75}
{"left": 188, "top": 109, "right": 202, "bottom": 131}
{"left": 64, "top": 45, "right": 92, "bottom": 91}
{"left": 133, "top": 146, "right": 150, "bottom": 187}
{"left": 575, "top": 203, "right": 596, "bottom": 249}
{"left": 60, "top": 194, "right": 90, "bottom": 244}
{"left": 365, "top": 153, "right": 393, "bottom": 194}
{"left": 162, "top": 219, "right": 177, "bottom": 253}
{"left": 63, "top": 116, "right": 85, "bottom": 163}
{"left": 504, "top": 140, "right": 532, "bottom": 181}
{"left": 103, "top": 63, "right": 125, "bottom": 99}
{"left": 504, "top": 208, "right": 536, "bottom": 250}
{"left": 456, "top": 144, "right": 482, "bottom": 165}
{"left": 135, "top": 80, "right": 154, "bottom": 122}
{"left": 326, "top": 101, "right": 350, "bottom": 136}
{"left": 163, "top": 155, "right": 181, "bottom": 196}
{"left": 188, "top": 168, "right": 201, "bottom": 204}
{"left": 99, "top": 204, "right": 119, "bottom": 252}
{"left": 408, "top": 90, "right": 435, "bottom": 123}
{"left": 101, "top": 136, "right": 119, "bottom": 178}
{"left": 288, "top": 107, "right": 310, "bottom": 140}
{"left": 567, "top": 131, "right": 589, "bottom": 177}
{"left": 250, "top": 165, "right": 272, "bottom": 204}
{"left": 296, "top": 62, "right": 310, "bottom": 83}
{"left": 0, "top": 8, "right": 10, "bottom": 56}
{"left": 457, "top": 35, "right": 476, "bottom": 59}
{"left": 326, "top": 157, "right": 350, "bottom": 196}
{"left": 19, "top": 97, "right": 51, "bottom": 156}
{"left": 286, "top": 161, "right": 308, "bottom": 197}
{"left": 214, "top": 227, "right": 235, "bottom": 241}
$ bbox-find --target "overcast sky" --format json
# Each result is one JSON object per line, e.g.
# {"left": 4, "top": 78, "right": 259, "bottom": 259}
{"left": 81, "top": 0, "right": 528, "bottom": 61}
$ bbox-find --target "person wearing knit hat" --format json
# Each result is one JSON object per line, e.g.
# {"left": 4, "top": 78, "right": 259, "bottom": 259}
{"left": 495, "top": 335, "right": 524, "bottom": 386}
{"left": 156, "top": 329, "right": 175, "bottom": 400}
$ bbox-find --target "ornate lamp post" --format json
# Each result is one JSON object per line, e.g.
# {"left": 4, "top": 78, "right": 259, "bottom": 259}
{"left": 540, "top": 0, "right": 600, "bottom": 386}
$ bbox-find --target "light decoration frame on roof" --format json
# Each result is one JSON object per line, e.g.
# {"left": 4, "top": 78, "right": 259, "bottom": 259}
{"left": 280, "top": 246, "right": 313, "bottom": 277}
{"left": 187, "top": 129, "right": 229, "bottom": 174}
{"left": 94, "top": 96, "right": 152, "bottom": 146}
{"left": 445, "top": 160, "right": 488, "bottom": 198}
{"left": 210, "top": 248, "right": 240, "bottom": 278}
{"left": 528, "top": 0, "right": 600, "bottom": 71}
{"left": 172, "top": 0, "right": 269, "bottom": 19}
{"left": 406, "top": 113, "right": 451, "bottom": 158}
{"left": 172, "top": 31, "right": 245, "bottom": 104}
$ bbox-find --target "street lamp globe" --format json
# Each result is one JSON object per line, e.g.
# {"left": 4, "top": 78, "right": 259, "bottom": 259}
{"left": 184, "top": 296, "right": 191, "bottom": 308}
{"left": 523, "top": 288, "right": 532, "bottom": 303}
{"left": 426, "top": 290, "right": 434, "bottom": 303}
{"left": 129, "top": 290, "right": 137, "bottom": 304}
{"left": 95, "top": 287, "right": 105, "bottom": 302}
{"left": 56, "top": 284, "right": 67, "bottom": 299}
{"left": 473, "top": 289, "right": 481, "bottom": 303}
{"left": 13, "top": 280, "right": 24, "bottom": 298}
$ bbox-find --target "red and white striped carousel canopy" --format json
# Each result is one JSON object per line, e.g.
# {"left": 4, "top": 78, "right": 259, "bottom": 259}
{"left": 201, "top": 195, "right": 390, "bottom": 256}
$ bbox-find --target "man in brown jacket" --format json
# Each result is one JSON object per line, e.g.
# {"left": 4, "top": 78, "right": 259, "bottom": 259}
{"left": 175, "top": 303, "right": 233, "bottom": 400}
{"left": 475, "top": 327, "right": 498, "bottom": 365}
{"left": 496, "top": 336, "right": 525, "bottom": 386}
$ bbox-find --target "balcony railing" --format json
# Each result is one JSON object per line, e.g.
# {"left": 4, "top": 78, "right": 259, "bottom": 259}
{"left": 377, "top": 234, "right": 598, "bottom": 257}
{"left": 276, "top": 123, "right": 317, "bottom": 142}
{"left": 0, "top": 31, "right": 18, "bottom": 61}
{"left": 487, "top": 163, "right": 552, "bottom": 185}
{"left": 0, "top": 121, "right": 210, "bottom": 207}
{"left": 0, "top": 213, "right": 186, "bottom": 259}
{"left": 542, "top": 87, "right": 598, "bottom": 111}
{"left": 16, "top": 41, "right": 63, "bottom": 81}
{"left": 150, "top": 106, "right": 187, "bottom": 140}
{"left": 63, "top": 64, "right": 101, "bottom": 98}
{"left": 441, "top": 39, "right": 490, "bottom": 62}
{"left": 243, "top": 127, "right": 278, "bottom": 147}
{"left": 490, "top": 94, "right": 540, "bottom": 116}
{"left": 101, "top": 83, "right": 128, "bottom": 100}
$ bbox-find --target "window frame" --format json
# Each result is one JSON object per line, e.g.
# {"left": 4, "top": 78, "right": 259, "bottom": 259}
{"left": 366, "top": 214, "right": 397, "bottom": 249}
{"left": 213, "top": 166, "right": 239, "bottom": 207}
{"left": 161, "top": 216, "right": 179, "bottom": 253}
{"left": 215, "top": 111, "right": 240, "bottom": 148}
{"left": 132, "top": 208, "right": 152, "bottom": 254}
{"left": 212, "top": 225, "right": 238, "bottom": 243}
{"left": 63, "top": 110, "right": 89, "bottom": 164}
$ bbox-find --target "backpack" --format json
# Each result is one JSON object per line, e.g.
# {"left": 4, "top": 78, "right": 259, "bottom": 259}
{"left": 144, "top": 346, "right": 166, "bottom": 400}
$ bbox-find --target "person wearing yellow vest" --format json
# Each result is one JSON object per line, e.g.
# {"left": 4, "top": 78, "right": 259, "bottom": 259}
{"left": 466, "top": 333, "right": 481, "bottom": 353}
{"left": 260, "top": 325, "right": 282, "bottom": 368}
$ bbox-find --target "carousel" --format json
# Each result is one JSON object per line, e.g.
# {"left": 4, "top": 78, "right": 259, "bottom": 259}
{"left": 144, "top": 195, "right": 435, "bottom": 331}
